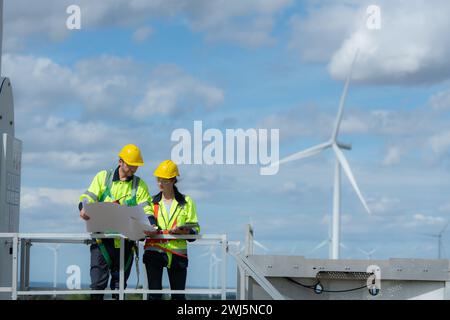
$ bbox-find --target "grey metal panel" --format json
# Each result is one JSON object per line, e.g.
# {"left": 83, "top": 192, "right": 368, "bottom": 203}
{"left": 0, "top": 77, "right": 14, "bottom": 136}
{"left": 249, "top": 278, "right": 446, "bottom": 300}
{"left": 241, "top": 255, "right": 450, "bottom": 300}
{"left": 247, "top": 255, "right": 450, "bottom": 281}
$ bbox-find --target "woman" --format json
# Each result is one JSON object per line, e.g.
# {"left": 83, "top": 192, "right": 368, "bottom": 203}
{"left": 143, "top": 160, "right": 200, "bottom": 300}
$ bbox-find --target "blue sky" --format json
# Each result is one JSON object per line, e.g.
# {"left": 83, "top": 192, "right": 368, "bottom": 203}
{"left": 3, "top": 0, "right": 450, "bottom": 288}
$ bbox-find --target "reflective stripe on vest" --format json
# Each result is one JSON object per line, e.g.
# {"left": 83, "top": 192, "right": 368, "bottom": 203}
{"left": 82, "top": 190, "right": 98, "bottom": 202}
{"left": 144, "top": 203, "right": 187, "bottom": 259}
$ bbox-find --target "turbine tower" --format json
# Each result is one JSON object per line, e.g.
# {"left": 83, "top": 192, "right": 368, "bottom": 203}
{"left": 265, "top": 51, "right": 371, "bottom": 259}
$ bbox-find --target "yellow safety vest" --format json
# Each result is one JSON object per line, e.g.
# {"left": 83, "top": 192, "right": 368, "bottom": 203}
{"left": 144, "top": 194, "right": 200, "bottom": 268}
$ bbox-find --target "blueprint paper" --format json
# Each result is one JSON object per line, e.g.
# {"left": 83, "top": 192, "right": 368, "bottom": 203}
{"left": 85, "top": 202, "right": 153, "bottom": 239}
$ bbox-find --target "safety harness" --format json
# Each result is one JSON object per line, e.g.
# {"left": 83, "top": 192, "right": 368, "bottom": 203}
{"left": 95, "top": 168, "right": 140, "bottom": 283}
{"left": 144, "top": 202, "right": 188, "bottom": 259}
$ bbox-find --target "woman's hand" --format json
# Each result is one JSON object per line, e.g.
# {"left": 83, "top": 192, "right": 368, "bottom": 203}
{"left": 144, "top": 226, "right": 159, "bottom": 236}
{"left": 169, "top": 227, "right": 190, "bottom": 235}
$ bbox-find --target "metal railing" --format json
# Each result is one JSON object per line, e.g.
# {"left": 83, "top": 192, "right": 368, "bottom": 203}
{"left": 0, "top": 233, "right": 235, "bottom": 300}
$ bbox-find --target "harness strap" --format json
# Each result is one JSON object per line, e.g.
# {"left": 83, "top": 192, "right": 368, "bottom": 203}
{"left": 145, "top": 203, "right": 178, "bottom": 244}
{"left": 96, "top": 239, "right": 113, "bottom": 268}
{"left": 131, "top": 176, "right": 139, "bottom": 200}
{"left": 96, "top": 239, "right": 135, "bottom": 271}
{"left": 144, "top": 243, "right": 187, "bottom": 259}
{"left": 99, "top": 169, "right": 115, "bottom": 202}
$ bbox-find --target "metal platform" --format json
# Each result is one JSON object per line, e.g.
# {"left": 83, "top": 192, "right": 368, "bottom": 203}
{"left": 235, "top": 226, "right": 450, "bottom": 300}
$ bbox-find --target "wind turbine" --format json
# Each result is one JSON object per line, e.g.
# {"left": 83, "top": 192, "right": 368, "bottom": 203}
{"left": 264, "top": 51, "right": 370, "bottom": 260}
{"left": 210, "top": 253, "right": 221, "bottom": 291}
{"left": 43, "top": 244, "right": 61, "bottom": 298}
{"left": 420, "top": 221, "right": 449, "bottom": 259}
{"left": 358, "top": 247, "right": 377, "bottom": 260}
{"left": 306, "top": 217, "right": 348, "bottom": 257}
{"left": 240, "top": 240, "right": 269, "bottom": 255}
{"left": 201, "top": 246, "right": 222, "bottom": 297}
{"left": 307, "top": 239, "right": 348, "bottom": 257}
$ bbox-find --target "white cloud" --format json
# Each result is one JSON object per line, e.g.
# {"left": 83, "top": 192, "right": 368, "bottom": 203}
{"left": 162, "top": 0, "right": 293, "bottom": 47}
{"left": 132, "top": 26, "right": 153, "bottom": 43}
{"left": 409, "top": 214, "right": 445, "bottom": 227}
{"left": 3, "top": 0, "right": 293, "bottom": 51}
{"left": 288, "top": 6, "right": 360, "bottom": 62}
{"left": 19, "top": 116, "right": 140, "bottom": 152}
{"left": 428, "top": 88, "right": 450, "bottom": 111}
{"left": 438, "top": 203, "right": 450, "bottom": 213}
{"left": 289, "top": 1, "right": 450, "bottom": 84}
{"left": 23, "top": 151, "right": 107, "bottom": 172}
{"left": 329, "top": 0, "right": 450, "bottom": 84}
{"left": 429, "top": 131, "right": 450, "bottom": 155}
{"left": 340, "top": 115, "right": 369, "bottom": 134}
{"left": 21, "top": 187, "right": 83, "bottom": 210}
{"left": 369, "top": 196, "right": 400, "bottom": 214}
{"left": 3, "top": 54, "right": 76, "bottom": 113}
{"left": 4, "top": 54, "right": 224, "bottom": 125}
{"left": 383, "top": 146, "right": 403, "bottom": 166}
{"left": 132, "top": 66, "right": 224, "bottom": 118}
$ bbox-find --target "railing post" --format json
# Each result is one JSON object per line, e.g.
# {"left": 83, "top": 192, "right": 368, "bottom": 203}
{"left": 140, "top": 241, "right": 148, "bottom": 300}
{"left": 243, "top": 224, "right": 254, "bottom": 299}
{"left": 221, "top": 235, "right": 227, "bottom": 300}
{"left": 12, "top": 234, "right": 18, "bottom": 300}
{"left": 119, "top": 237, "right": 125, "bottom": 300}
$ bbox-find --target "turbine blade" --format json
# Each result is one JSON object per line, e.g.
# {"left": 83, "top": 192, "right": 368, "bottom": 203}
{"left": 290, "top": 244, "right": 298, "bottom": 254}
{"left": 308, "top": 240, "right": 328, "bottom": 254}
{"left": 419, "top": 233, "right": 439, "bottom": 238}
{"left": 332, "top": 144, "right": 371, "bottom": 214}
{"left": 253, "top": 240, "right": 269, "bottom": 252}
{"left": 276, "top": 142, "right": 332, "bottom": 167}
{"left": 339, "top": 242, "right": 348, "bottom": 250}
{"left": 332, "top": 50, "right": 359, "bottom": 141}
{"left": 440, "top": 221, "right": 450, "bottom": 235}
{"left": 358, "top": 248, "right": 368, "bottom": 255}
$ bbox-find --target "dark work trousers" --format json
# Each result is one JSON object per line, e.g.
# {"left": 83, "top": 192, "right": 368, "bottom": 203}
{"left": 143, "top": 250, "right": 188, "bottom": 300}
{"left": 90, "top": 238, "right": 135, "bottom": 300}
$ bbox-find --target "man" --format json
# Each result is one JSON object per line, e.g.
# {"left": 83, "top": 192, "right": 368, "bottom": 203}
{"left": 78, "top": 144, "right": 152, "bottom": 300}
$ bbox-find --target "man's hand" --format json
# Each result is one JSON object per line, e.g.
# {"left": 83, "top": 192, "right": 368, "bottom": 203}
{"left": 79, "top": 208, "right": 90, "bottom": 220}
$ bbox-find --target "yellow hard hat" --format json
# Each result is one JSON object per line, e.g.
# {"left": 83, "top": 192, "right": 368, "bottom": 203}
{"left": 118, "top": 144, "right": 144, "bottom": 166}
{"left": 153, "top": 160, "right": 179, "bottom": 179}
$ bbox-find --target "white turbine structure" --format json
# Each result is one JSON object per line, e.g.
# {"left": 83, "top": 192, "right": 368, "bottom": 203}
{"left": 420, "top": 221, "right": 449, "bottom": 259}
{"left": 267, "top": 51, "right": 371, "bottom": 260}
{"left": 358, "top": 247, "right": 377, "bottom": 260}
{"left": 308, "top": 240, "right": 349, "bottom": 257}
{"left": 240, "top": 240, "right": 269, "bottom": 255}
{"left": 43, "top": 244, "right": 61, "bottom": 297}
{"left": 201, "top": 246, "right": 222, "bottom": 297}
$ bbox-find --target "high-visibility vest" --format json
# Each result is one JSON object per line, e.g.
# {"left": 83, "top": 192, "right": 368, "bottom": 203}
{"left": 144, "top": 192, "right": 200, "bottom": 268}
{"left": 80, "top": 167, "right": 152, "bottom": 249}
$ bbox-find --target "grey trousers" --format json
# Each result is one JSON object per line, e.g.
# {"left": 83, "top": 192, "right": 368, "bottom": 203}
{"left": 89, "top": 240, "right": 133, "bottom": 300}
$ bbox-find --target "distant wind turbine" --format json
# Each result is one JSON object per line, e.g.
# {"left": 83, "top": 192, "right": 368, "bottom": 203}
{"left": 240, "top": 240, "right": 269, "bottom": 255}
{"left": 201, "top": 246, "right": 222, "bottom": 297}
{"left": 420, "top": 221, "right": 449, "bottom": 259}
{"left": 43, "top": 244, "right": 61, "bottom": 298}
{"left": 262, "top": 50, "right": 371, "bottom": 260}
{"left": 358, "top": 247, "right": 377, "bottom": 260}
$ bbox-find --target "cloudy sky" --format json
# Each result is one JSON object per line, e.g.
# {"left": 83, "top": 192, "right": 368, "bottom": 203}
{"left": 3, "top": 0, "right": 450, "bottom": 288}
